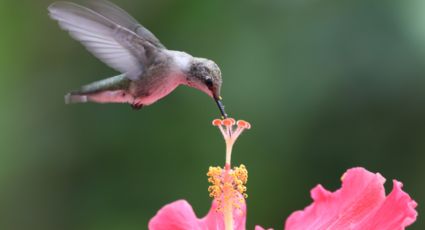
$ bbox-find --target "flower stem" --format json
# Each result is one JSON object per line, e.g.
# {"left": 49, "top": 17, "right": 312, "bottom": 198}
{"left": 223, "top": 169, "right": 233, "bottom": 230}
{"left": 224, "top": 199, "right": 234, "bottom": 230}
{"left": 225, "top": 140, "right": 234, "bottom": 167}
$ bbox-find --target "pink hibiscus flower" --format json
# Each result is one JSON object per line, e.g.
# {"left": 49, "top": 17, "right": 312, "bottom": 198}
{"left": 148, "top": 193, "right": 246, "bottom": 230}
{"left": 149, "top": 119, "right": 418, "bottom": 230}
{"left": 150, "top": 118, "right": 250, "bottom": 230}
{"left": 283, "top": 167, "right": 418, "bottom": 230}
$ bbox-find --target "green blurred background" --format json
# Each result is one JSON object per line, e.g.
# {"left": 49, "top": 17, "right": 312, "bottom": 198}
{"left": 0, "top": 0, "right": 424, "bottom": 229}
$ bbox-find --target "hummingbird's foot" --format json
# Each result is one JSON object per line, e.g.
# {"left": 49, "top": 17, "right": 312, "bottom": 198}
{"left": 131, "top": 102, "right": 144, "bottom": 110}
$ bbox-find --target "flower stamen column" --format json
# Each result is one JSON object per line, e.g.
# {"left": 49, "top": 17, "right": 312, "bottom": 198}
{"left": 209, "top": 118, "right": 251, "bottom": 230}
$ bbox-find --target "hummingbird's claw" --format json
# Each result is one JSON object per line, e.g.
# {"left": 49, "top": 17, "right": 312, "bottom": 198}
{"left": 131, "top": 102, "right": 144, "bottom": 110}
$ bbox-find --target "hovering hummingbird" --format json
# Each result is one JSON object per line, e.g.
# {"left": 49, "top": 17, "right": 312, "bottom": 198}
{"left": 48, "top": 0, "right": 228, "bottom": 118}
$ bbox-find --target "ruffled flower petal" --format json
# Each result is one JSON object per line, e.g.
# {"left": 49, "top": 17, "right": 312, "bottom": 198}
{"left": 149, "top": 199, "right": 246, "bottom": 230}
{"left": 285, "top": 167, "right": 418, "bottom": 230}
{"left": 201, "top": 198, "right": 246, "bottom": 230}
{"left": 255, "top": 226, "right": 273, "bottom": 230}
{"left": 148, "top": 200, "right": 200, "bottom": 230}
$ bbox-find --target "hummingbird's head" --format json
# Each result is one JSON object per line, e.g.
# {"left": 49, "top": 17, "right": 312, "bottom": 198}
{"left": 188, "top": 58, "right": 227, "bottom": 118}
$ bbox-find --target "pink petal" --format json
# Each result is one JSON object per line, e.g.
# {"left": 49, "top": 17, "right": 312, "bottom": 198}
{"left": 355, "top": 180, "right": 418, "bottom": 230}
{"left": 285, "top": 167, "right": 418, "bottom": 230}
{"left": 148, "top": 200, "right": 200, "bottom": 230}
{"left": 149, "top": 199, "right": 246, "bottom": 230}
{"left": 200, "top": 198, "right": 247, "bottom": 230}
{"left": 255, "top": 226, "right": 273, "bottom": 230}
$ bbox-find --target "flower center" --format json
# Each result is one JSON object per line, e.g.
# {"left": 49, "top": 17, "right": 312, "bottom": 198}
{"left": 208, "top": 118, "right": 251, "bottom": 230}
{"left": 207, "top": 164, "right": 248, "bottom": 212}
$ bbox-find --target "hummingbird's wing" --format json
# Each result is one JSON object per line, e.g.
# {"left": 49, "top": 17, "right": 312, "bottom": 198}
{"left": 48, "top": 2, "right": 158, "bottom": 80}
{"left": 88, "top": 0, "right": 165, "bottom": 49}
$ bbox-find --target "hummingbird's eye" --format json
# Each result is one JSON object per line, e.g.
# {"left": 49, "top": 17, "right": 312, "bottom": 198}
{"left": 205, "top": 78, "right": 213, "bottom": 88}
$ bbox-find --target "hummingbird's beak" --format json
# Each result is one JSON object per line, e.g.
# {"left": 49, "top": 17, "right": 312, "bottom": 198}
{"left": 215, "top": 96, "right": 228, "bottom": 118}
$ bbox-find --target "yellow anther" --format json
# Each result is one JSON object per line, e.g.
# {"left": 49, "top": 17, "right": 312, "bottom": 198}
{"left": 206, "top": 164, "right": 249, "bottom": 212}
{"left": 341, "top": 172, "right": 347, "bottom": 181}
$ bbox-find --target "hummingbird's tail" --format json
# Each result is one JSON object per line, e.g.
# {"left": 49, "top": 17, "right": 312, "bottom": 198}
{"left": 64, "top": 94, "right": 89, "bottom": 104}
{"left": 64, "top": 74, "right": 133, "bottom": 104}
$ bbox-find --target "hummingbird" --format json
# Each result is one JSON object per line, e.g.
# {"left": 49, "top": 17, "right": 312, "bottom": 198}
{"left": 48, "top": 0, "right": 228, "bottom": 118}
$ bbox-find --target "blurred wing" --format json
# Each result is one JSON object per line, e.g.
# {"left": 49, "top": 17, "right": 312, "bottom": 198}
{"left": 88, "top": 0, "right": 165, "bottom": 49}
{"left": 48, "top": 2, "right": 152, "bottom": 80}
